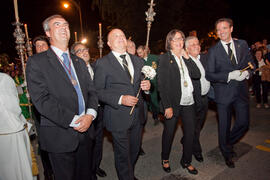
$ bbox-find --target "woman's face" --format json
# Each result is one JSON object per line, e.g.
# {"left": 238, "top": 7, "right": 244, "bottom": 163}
{"left": 255, "top": 51, "right": 262, "bottom": 61}
{"left": 170, "top": 32, "right": 184, "bottom": 51}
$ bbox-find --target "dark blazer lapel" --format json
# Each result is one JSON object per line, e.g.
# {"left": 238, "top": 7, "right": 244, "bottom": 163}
{"left": 108, "top": 52, "right": 132, "bottom": 83}
{"left": 71, "top": 55, "right": 88, "bottom": 101}
{"left": 47, "top": 48, "right": 73, "bottom": 87}
{"left": 217, "top": 41, "right": 233, "bottom": 65}
{"left": 234, "top": 40, "right": 241, "bottom": 64}
{"left": 129, "top": 54, "right": 141, "bottom": 84}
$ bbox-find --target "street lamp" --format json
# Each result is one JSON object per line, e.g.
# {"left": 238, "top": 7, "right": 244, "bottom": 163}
{"left": 62, "top": 0, "right": 84, "bottom": 39}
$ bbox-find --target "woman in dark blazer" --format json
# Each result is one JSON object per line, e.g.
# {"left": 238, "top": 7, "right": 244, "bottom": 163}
{"left": 157, "top": 29, "right": 201, "bottom": 175}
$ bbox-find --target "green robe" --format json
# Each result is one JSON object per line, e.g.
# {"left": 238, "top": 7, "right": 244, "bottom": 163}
{"left": 14, "top": 75, "right": 30, "bottom": 119}
{"left": 144, "top": 54, "right": 159, "bottom": 114}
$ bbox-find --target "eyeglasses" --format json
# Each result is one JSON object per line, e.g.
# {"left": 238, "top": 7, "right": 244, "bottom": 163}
{"left": 172, "top": 37, "right": 184, "bottom": 42}
{"left": 75, "top": 48, "right": 89, "bottom": 54}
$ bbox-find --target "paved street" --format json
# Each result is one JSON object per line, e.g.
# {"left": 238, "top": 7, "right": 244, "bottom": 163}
{"left": 35, "top": 97, "right": 270, "bottom": 180}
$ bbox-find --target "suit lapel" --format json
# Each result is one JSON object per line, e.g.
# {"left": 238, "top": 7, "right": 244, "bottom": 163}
{"left": 108, "top": 52, "right": 133, "bottom": 84}
{"left": 234, "top": 40, "right": 241, "bottom": 64}
{"left": 130, "top": 54, "right": 140, "bottom": 84}
{"left": 47, "top": 48, "right": 73, "bottom": 87}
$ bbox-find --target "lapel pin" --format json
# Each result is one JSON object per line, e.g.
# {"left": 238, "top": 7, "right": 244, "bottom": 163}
{"left": 170, "top": 60, "right": 173, "bottom": 64}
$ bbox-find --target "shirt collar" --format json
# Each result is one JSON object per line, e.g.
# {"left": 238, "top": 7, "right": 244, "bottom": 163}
{"left": 51, "top": 45, "right": 69, "bottom": 58}
{"left": 220, "top": 38, "right": 233, "bottom": 46}
{"left": 189, "top": 54, "right": 200, "bottom": 61}
{"left": 112, "top": 50, "right": 127, "bottom": 58}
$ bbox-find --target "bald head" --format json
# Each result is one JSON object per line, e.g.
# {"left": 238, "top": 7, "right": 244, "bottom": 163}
{"left": 107, "top": 29, "right": 127, "bottom": 53}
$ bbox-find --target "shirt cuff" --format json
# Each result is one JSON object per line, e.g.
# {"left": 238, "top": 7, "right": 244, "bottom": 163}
{"left": 144, "top": 90, "right": 150, "bottom": 94}
{"left": 86, "top": 108, "right": 97, "bottom": 120}
{"left": 118, "top": 95, "right": 123, "bottom": 105}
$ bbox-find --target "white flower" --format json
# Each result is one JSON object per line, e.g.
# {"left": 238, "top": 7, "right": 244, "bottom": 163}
{"left": 141, "top": 65, "right": 156, "bottom": 80}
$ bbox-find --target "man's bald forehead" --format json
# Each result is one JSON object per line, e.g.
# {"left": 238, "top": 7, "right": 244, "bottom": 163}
{"left": 107, "top": 29, "right": 125, "bottom": 41}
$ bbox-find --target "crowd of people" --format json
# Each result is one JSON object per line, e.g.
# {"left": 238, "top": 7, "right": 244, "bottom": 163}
{"left": 0, "top": 14, "right": 270, "bottom": 180}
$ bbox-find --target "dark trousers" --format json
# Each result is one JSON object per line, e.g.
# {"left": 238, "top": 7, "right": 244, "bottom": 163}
{"left": 217, "top": 97, "right": 249, "bottom": 159}
{"left": 254, "top": 78, "right": 269, "bottom": 104}
{"left": 111, "top": 119, "right": 142, "bottom": 180}
{"left": 48, "top": 133, "right": 93, "bottom": 180}
{"left": 92, "top": 107, "right": 104, "bottom": 176}
{"left": 40, "top": 148, "right": 53, "bottom": 178}
{"left": 193, "top": 95, "right": 208, "bottom": 155}
{"left": 161, "top": 105, "right": 196, "bottom": 164}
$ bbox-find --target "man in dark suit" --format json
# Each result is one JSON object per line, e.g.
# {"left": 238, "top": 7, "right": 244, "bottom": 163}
{"left": 71, "top": 42, "right": 107, "bottom": 179}
{"left": 26, "top": 15, "right": 98, "bottom": 180}
{"left": 206, "top": 18, "right": 254, "bottom": 168}
{"left": 185, "top": 36, "right": 210, "bottom": 163}
{"left": 94, "top": 28, "right": 150, "bottom": 180}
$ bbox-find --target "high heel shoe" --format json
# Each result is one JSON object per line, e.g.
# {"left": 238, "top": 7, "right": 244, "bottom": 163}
{"left": 161, "top": 160, "right": 171, "bottom": 173}
{"left": 180, "top": 161, "right": 198, "bottom": 175}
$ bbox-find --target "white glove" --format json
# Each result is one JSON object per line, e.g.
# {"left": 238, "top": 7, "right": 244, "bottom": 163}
{"left": 228, "top": 70, "right": 241, "bottom": 82}
{"left": 235, "top": 70, "right": 249, "bottom": 81}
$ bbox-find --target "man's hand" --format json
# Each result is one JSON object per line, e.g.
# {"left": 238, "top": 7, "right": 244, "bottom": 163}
{"left": 121, "top": 95, "right": 138, "bottom": 107}
{"left": 235, "top": 70, "right": 249, "bottom": 81}
{"left": 164, "top": 107, "right": 173, "bottom": 119}
{"left": 228, "top": 70, "right": 241, "bottom": 82}
{"left": 141, "top": 80, "right": 150, "bottom": 91}
{"left": 74, "top": 114, "right": 93, "bottom": 132}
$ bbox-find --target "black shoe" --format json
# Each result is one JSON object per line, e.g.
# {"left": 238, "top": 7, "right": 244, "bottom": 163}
{"left": 180, "top": 161, "right": 198, "bottom": 175}
{"left": 134, "top": 177, "right": 139, "bottom": 180}
{"left": 225, "top": 158, "right": 235, "bottom": 168}
{"left": 139, "top": 148, "right": 145, "bottom": 156}
{"left": 194, "top": 154, "right": 204, "bottom": 162}
{"left": 161, "top": 160, "right": 171, "bottom": 173}
{"left": 96, "top": 167, "right": 107, "bottom": 177}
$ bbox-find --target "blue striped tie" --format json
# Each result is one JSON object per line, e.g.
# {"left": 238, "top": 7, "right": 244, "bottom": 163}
{"left": 62, "top": 53, "right": 85, "bottom": 114}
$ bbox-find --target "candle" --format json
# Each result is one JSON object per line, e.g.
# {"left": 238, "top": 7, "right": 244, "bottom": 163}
{"left": 74, "top": 32, "right": 78, "bottom": 42}
{"left": 24, "top": 24, "right": 29, "bottom": 40}
{"left": 13, "top": 0, "right": 19, "bottom": 22}
{"left": 99, "top": 23, "right": 102, "bottom": 38}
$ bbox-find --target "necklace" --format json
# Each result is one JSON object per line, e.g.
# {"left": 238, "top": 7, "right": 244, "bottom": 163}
{"left": 178, "top": 57, "right": 188, "bottom": 87}
{"left": 52, "top": 50, "right": 77, "bottom": 86}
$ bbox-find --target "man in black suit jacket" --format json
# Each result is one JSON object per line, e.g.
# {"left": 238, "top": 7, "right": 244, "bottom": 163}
{"left": 206, "top": 18, "right": 254, "bottom": 168}
{"left": 26, "top": 15, "right": 98, "bottom": 180}
{"left": 185, "top": 36, "right": 210, "bottom": 163}
{"left": 94, "top": 28, "right": 150, "bottom": 180}
{"left": 71, "top": 42, "right": 107, "bottom": 179}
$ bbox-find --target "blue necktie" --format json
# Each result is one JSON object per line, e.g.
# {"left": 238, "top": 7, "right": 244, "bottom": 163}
{"left": 62, "top": 53, "right": 85, "bottom": 114}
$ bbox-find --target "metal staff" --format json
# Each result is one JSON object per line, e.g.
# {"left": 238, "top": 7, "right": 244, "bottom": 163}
{"left": 13, "top": 0, "right": 33, "bottom": 123}
{"left": 145, "top": 0, "right": 156, "bottom": 48}
{"left": 97, "top": 23, "right": 104, "bottom": 58}
{"left": 24, "top": 24, "right": 33, "bottom": 57}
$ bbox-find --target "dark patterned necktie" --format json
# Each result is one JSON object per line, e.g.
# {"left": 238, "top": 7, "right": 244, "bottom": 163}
{"left": 226, "top": 43, "right": 237, "bottom": 66}
{"left": 120, "top": 54, "right": 132, "bottom": 82}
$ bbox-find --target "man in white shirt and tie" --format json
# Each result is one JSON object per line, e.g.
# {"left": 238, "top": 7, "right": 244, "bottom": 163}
{"left": 70, "top": 42, "right": 107, "bottom": 179}
{"left": 185, "top": 36, "right": 210, "bottom": 163}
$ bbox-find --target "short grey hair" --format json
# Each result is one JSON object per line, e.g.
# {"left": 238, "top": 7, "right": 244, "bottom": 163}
{"left": 184, "top": 36, "right": 199, "bottom": 48}
{"left": 42, "top": 14, "right": 64, "bottom": 32}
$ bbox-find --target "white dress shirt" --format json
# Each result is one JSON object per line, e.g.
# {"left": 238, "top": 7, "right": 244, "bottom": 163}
{"left": 87, "top": 64, "right": 94, "bottom": 80}
{"left": 220, "top": 39, "right": 238, "bottom": 64}
{"left": 190, "top": 55, "right": 210, "bottom": 95}
{"left": 171, "top": 51, "right": 194, "bottom": 105}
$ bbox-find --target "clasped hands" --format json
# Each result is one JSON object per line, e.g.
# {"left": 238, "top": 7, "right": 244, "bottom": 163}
{"left": 228, "top": 70, "right": 249, "bottom": 82}
{"left": 121, "top": 80, "right": 151, "bottom": 106}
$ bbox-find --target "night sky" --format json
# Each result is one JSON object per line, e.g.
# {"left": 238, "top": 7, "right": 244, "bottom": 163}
{"left": 1, "top": 0, "right": 269, "bottom": 58}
